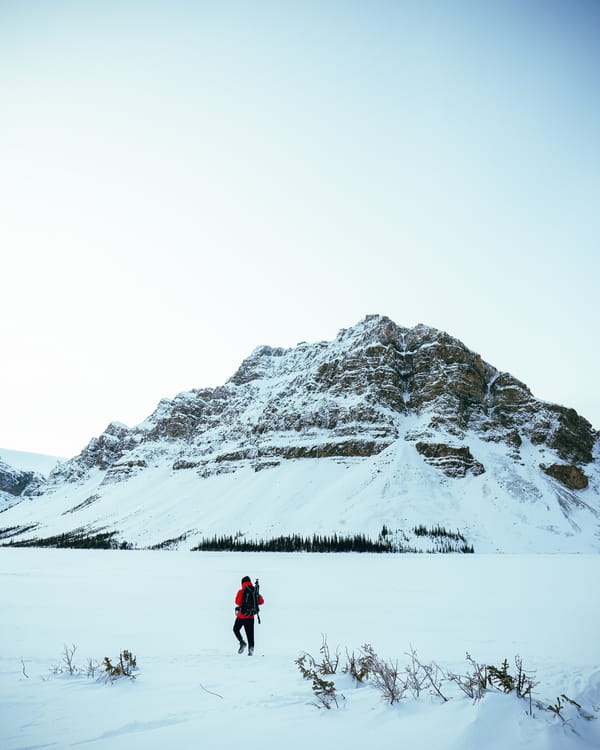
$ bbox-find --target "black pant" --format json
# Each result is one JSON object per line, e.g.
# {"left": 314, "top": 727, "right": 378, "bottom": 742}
{"left": 233, "top": 617, "right": 255, "bottom": 648}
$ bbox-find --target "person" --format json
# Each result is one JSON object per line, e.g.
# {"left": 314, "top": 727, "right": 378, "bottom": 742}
{"left": 233, "top": 575, "right": 264, "bottom": 656}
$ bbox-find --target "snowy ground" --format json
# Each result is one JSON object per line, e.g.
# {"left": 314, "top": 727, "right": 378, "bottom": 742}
{"left": 1, "top": 549, "right": 599, "bottom": 749}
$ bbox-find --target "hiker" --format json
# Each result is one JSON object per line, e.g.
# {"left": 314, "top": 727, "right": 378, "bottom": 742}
{"left": 233, "top": 576, "right": 264, "bottom": 656}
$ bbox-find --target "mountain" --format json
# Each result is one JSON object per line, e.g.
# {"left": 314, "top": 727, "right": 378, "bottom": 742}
{"left": 1, "top": 315, "right": 599, "bottom": 552}
{"left": 0, "top": 449, "right": 60, "bottom": 512}
{"left": 0, "top": 449, "right": 62, "bottom": 475}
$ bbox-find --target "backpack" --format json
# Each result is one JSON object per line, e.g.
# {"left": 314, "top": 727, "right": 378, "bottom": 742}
{"left": 240, "top": 584, "right": 259, "bottom": 616}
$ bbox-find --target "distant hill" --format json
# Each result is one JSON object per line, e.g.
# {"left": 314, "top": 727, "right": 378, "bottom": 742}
{"left": 0, "top": 449, "right": 62, "bottom": 512}
{"left": 0, "top": 449, "right": 63, "bottom": 475}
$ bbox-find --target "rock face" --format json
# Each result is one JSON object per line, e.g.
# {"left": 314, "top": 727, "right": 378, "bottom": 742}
{"left": 0, "top": 462, "right": 46, "bottom": 496}
{"left": 0, "top": 461, "right": 46, "bottom": 510}
{"left": 2, "top": 314, "right": 599, "bottom": 551}
{"left": 415, "top": 442, "right": 486, "bottom": 478}
{"left": 541, "top": 464, "right": 589, "bottom": 490}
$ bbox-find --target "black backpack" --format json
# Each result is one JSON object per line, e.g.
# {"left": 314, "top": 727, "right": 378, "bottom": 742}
{"left": 240, "top": 582, "right": 260, "bottom": 617}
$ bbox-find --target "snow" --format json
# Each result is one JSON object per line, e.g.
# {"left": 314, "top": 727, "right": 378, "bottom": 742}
{"left": 1, "top": 548, "right": 599, "bottom": 749}
{"left": 0, "top": 448, "right": 62, "bottom": 476}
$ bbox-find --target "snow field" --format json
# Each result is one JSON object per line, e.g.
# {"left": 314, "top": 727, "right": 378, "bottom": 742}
{"left": 1, "top": 549, "right": 599, "bottom": 749}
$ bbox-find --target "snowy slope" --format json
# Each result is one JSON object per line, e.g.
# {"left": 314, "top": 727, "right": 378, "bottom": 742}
{"left": 1, "top": 316, "right": 598, "bottom": 552}
{"left": 3, "top": 420, "right": 599, "bottom": 553}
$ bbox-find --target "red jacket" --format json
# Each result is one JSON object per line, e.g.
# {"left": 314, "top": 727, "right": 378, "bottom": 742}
{"left": 235, "top": 580, "right": 265, "bottom": 619}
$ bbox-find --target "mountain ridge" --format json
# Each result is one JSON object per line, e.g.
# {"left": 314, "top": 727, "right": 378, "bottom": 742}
{"left": 1, "top": 315, "right": 599, "bottom": 552}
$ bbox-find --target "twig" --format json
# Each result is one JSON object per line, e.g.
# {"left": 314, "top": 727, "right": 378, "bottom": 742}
{"left": 21, "top": 658, "right": 29, "bottom": 678}
{"left": 199, "top": 682, "right": 223, "bottom": 699}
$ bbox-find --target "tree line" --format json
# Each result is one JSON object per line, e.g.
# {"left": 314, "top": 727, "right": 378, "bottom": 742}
{"left": 191, "top": 532, "right": 473, "bottom": 553}
{"left": 191, "top": 532, "right": 399, "bottom": 553}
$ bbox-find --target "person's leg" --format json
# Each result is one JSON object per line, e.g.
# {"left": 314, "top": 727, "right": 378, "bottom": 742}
{"left": 233, "top": 618, "right": 246, "bottom": 648}
{"left": 243, "top": 619, "right": 255, "bottom": 652}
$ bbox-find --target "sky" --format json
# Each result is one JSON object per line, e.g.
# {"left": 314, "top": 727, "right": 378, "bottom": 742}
{"left": 1, "top": 0, "right": 599, "bottom": 458}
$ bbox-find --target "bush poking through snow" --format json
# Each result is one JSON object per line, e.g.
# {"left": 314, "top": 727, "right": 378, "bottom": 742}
{"left": 369, "top": 653, "right": 405, "bottom": 704}
{"left": 317, "top": 634, "right": 340, "bottom": 675}
{"left": 346, "top": 644, "right": 407, "bottom": 704}
{"left": 447, "top": 653, "right": 538, "bottom": 713}
{"left": 544, "top": 694, "right": 596, "bottom": 724}
{"left": 62, "top": 643, "right": 78, "bottom": 675}
{"left": 296, "top": 640, "right": 597, "bottom": 726}
{"left": 295, "top": 636, "right": 343, "bottom": 709}
{"left": 47, "top": 645, "right": 138, "bottom": 683}
{"left": 446, "top": 652, "right": 491, "bottom": 702}
{"left": 343, "top": 645, "right": 374, "bottom": 683}
{"left": 50, "top": 643, "right": 80, "bottom": 676}
{"left": 487, "top": 655, "right": 538, "bottom": 714}
{"left": 102, "top": 650, "right": 138, "bottom": 682}
{"left": 404, "top": 646, "right": 449, "bottom": 702}
{"left": 86, "top": 657, "right": 101, "bottom": 679}
{"left": 295, "top": 653, "right": 342, "bottom": 709}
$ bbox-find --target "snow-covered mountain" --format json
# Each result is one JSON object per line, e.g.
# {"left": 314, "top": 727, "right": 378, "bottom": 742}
{"left": 1, "top": 315, "right": 599, "bottom": 552}
{"left": 0, "top": 449, "right": 60, "bottom": 512}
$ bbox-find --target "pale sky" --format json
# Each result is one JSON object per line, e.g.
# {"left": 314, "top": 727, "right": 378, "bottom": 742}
{"left": 1, "top": 0, "right": 599, "bottom": 459}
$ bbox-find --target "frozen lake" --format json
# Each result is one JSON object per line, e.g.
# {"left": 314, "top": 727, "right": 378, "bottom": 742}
{"left": 1, "top": 549, "right": 599, "bottom": 749}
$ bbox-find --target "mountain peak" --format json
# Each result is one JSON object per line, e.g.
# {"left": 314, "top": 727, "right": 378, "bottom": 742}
{"left": 337, "top": 313, "right": 406, "bottom": 343}
{"left": 335, "top": 314, "right": 467, "bottom": 355}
